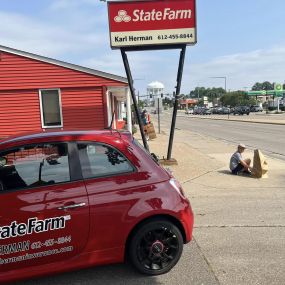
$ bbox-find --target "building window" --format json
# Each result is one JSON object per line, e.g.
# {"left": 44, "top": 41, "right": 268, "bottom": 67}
{"left": 39, "top": 89, "right": 63, "bottom": 128}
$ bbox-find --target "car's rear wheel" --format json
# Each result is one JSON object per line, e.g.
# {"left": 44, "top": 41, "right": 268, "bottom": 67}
{"left": 128, "top": 219, "right": 183, "bottom": 275}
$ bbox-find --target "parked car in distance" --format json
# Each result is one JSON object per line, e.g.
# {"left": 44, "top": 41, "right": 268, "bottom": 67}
{"left": 193, "top": 107, "right": 204, "bottom": 115}
{"left": 233, "top": 106, "right": 250, "bottom": 115}
{"left": 185, "top": 108, "right": 194, "bottom": 114}
{"left": 212, "top": 107, "right": 222, "bottom": 114}
{"left": 0, "top": 130, "right": 194, "bottom": 283}
{"left": 220, "top": 107, "right": 230, "bottom": 114}
{"left": 250, "top": 105, "right": 263, "bottom": 112}
{"left": 202, "top": 108, "right": 212, "bottom": 115}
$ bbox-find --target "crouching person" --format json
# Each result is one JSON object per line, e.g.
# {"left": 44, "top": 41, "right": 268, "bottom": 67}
{"left": 230, "top": 143, "right": 251, "bottom": 175}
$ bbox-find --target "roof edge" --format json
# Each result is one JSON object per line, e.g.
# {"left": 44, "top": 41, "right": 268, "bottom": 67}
{"left": 0, "top": 45, "right": 128, "bottom": 84}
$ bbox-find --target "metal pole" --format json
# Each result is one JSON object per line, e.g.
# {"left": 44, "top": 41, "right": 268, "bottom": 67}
{"left": 158, "top": 97, "right": 161, "bottom": 134}
{"left": 167, "top": 45, "right": 186, "bottom": 160}
{"left": 120, "top": 49, "right": 149, "bottom": 151}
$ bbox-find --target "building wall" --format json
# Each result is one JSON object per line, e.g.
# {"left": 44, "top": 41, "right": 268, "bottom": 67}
{"left": 0, "top": 89, "right": 42, "bottom": 137}
{"left": 0, "top": 52, "right": 125, "bottom": 90}
{"left": 0, "top": 51, "right": 127, "bottom": 138}
{"left": 61, "top": 87, "right": 104, "bottom": 129}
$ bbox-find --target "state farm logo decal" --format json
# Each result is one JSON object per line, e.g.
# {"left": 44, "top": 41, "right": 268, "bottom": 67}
{"left": 114, "top": 10, "right": 131, "bottom": 23}
{"left": 0, "top": 215, "right": 71, "bottom": 240}
{"left": 113, "top": 8, "right": 192, "bottom": 23}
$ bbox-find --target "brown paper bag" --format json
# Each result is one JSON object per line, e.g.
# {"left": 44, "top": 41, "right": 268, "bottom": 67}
{"left": 146, "top": 123, "right": 155, "bottom": 134}
{"left": 252, "top": 149, "right": 268, "bottom": 178}
{"left": 145, "top": 123, "right": 156, "bottom": 139}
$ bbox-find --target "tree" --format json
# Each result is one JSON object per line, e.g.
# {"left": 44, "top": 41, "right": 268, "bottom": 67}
{"left": 252, "top": 81, "right": 274, "bottom": 91}
{"left": 220, "top": 91, "right": 256, "bottom": 107}
{"left": 262, "top": 81, "right": 274, "bottom": 91}
{"left": 163, "top": 97, "right": 174, "bottom": 107}
{"left": 252, "top": 82, "right": 263, "bottom": 91}
{"left": 189, "top": 87, "right": 226, "bottom": 101}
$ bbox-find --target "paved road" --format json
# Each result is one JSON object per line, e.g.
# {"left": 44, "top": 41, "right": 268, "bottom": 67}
{"left": 166, "top": 115, "right": 285, "bottom": 160}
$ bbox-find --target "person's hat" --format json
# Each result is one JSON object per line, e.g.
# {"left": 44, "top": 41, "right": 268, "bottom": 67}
{"left": 238, "top": 143, "right": 246, "bottom": 149}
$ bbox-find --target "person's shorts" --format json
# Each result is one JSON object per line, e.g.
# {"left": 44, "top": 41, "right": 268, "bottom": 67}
{"left": 231, "top": 163, "right": 244, "bottom": 175}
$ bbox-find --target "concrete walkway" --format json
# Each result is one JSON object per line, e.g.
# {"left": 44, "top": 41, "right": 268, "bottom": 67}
{"left": 143, "top": 125, "right": 285, "bottom": 285}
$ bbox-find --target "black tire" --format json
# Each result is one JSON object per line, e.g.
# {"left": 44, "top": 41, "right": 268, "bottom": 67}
{"left": 128, "top": 219, "right": 183, "bottom": 275}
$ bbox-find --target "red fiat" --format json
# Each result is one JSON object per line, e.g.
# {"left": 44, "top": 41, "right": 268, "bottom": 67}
{"left": 0, "top": 130, "right": 193, "bottom": 283}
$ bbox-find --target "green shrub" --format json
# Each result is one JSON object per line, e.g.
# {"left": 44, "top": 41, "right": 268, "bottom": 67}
{"left": 132, "top": 125, "right": 137, "bottom": 135}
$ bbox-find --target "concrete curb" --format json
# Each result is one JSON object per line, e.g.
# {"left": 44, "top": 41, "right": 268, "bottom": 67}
{"left": 179, "top": 115, "right": 285, "bottom": 126}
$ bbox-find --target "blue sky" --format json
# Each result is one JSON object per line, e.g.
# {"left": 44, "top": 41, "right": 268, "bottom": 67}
{"left": 1, "top": 0, "right": 285, "bottom": 94}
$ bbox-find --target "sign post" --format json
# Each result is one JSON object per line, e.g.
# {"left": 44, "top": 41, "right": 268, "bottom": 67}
{"left": 167, "top": 46, "right": 186, "bottom": 161}
{"left": 108, "top": 0, "right": 197, "bottom": 161}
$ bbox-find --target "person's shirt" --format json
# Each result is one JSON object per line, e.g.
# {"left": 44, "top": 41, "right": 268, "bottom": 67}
{"left": 230, "top": 151, "right": 242, "bottom": 170}
{"left": 142, "top": 116, "right": 148, "bottom": 126}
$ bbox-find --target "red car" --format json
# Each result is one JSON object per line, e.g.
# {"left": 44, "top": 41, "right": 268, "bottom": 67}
{"left": 0, "top": 130, "right": 193, "bottom": 283}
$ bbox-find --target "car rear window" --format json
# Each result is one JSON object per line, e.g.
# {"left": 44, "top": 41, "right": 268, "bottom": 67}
{"left": 77, "top": 143, "right": 134, "bottom": 179}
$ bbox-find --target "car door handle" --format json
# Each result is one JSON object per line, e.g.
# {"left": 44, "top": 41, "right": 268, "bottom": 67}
{"left": 58, "top": 202, "right": 86, "bottom": 210}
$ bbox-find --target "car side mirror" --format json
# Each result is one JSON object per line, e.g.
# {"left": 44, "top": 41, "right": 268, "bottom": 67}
{"left": 0, "top": 157, "right": 7, "bottom": 167}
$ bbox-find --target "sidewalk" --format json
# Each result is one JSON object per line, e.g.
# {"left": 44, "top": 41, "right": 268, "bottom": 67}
{"left": 141, "top": 125, "right": 285, "bottom": 285}
{"left": 177, "top": 110, "right": 285, "bottom": 125}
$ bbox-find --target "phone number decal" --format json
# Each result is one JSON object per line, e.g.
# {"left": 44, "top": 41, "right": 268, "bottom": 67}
{"left": 157, "top": 33, "right": 193, "bottom": 40}
{"left": 31, "top": 236, "right": 72, "bottom": 250}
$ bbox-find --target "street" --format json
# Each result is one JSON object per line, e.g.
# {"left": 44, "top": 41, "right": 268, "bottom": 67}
{"left": 164, "top": 113, "right": 285, "bottom": 160}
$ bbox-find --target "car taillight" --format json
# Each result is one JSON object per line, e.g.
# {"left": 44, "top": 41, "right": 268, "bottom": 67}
{"left": 169, "top": 178, "right": 186, "bottom": 198}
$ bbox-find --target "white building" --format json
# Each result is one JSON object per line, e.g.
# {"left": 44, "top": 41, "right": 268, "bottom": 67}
{"left": 147, "top": 81, "right": 165, "bottom": 97}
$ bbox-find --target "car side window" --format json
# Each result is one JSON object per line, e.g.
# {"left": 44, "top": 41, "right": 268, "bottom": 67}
{"left": 78, "top": 143, "right": 134, "bottom": 179}
{"left": 0, "top": 143, "right": 70, "bottom": 191}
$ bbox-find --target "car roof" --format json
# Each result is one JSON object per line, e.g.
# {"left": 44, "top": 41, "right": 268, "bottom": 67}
{"left": 0, "top": 130, "right": 130, "bottom": 147}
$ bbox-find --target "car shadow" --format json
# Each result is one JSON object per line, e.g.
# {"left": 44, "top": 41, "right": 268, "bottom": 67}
{"left": 15, "top": 263, "right": 160, "bottom": 285}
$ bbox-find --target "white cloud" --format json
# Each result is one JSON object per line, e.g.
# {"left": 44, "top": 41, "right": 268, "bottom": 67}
{"left": 0, "top": 11, "right": 105, "bottom": 57}
{"left": 48, "top": 0, "right": 107, "bottom": 29}
{"left": 49, "top": 0, "right": 99, "bottom": 10}
{"left": 81, "top": 50, "right": 179, "bottom": 92}
{"left": 185, "top": 45, "right": 285, "bottom": 92}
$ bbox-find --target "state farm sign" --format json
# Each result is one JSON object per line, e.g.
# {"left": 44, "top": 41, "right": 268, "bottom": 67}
{"left": 108, "top": 0, "right": 197, "bottom": 49}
